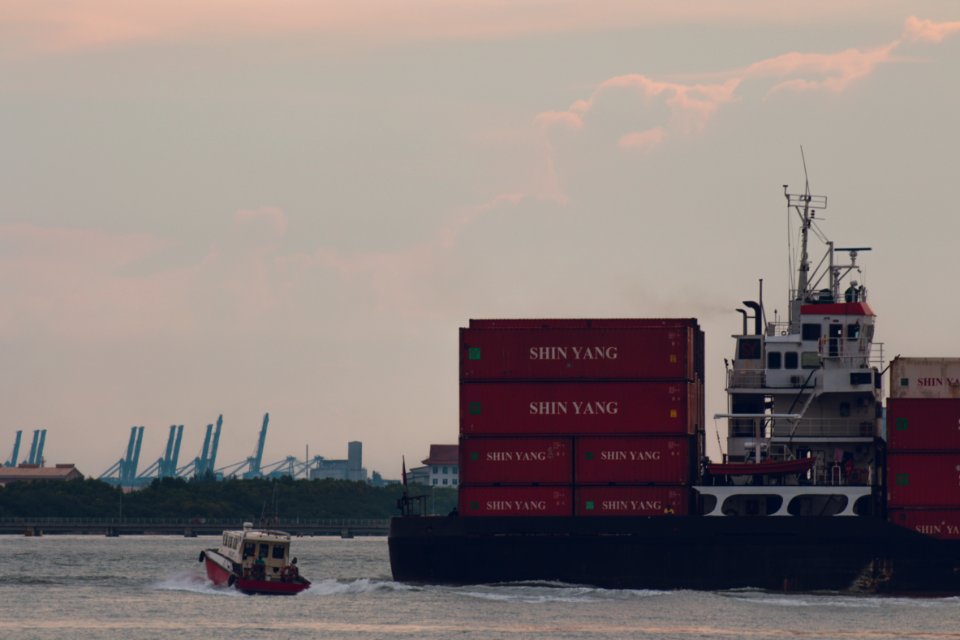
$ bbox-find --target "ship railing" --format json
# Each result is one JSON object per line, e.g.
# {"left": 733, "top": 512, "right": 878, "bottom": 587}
{"left": 727, "top": 368, "right": 765, "bottom": 389}
{"left": 771, "top": 417, "right": 876, "bottom": 438}
{"left": 818, "top": 342, "right": 884, "bottom": 369}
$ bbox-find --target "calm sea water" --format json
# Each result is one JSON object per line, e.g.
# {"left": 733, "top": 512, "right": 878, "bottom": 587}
{"left": 2, "top": 535, "right": 960, "bottom": 639}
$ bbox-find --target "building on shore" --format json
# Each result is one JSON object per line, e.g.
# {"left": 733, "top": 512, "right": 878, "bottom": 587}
{"left": 418, "top": 444, "right": 458, "bottom": 487}
{"left": 0, "top": 463, "right": 83, "bottom": 487}
{"left": 308, "top": 441, "right": 367, "bottom": 482}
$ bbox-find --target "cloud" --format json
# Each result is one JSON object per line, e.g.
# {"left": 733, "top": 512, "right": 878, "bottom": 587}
{"left": 536, "top": 16, "right": 959, "bottom": 154}
{"left": 903, "top": 16, "right": 960, "bottom": 43}
{"left": 0, "top": 1, "right": 932, "bottom": 57}
{"left": 752, "top": 45, "right": 898, "bottom": 94}
{"left": 618, "top": 127, "right": 666, "bottom": 152}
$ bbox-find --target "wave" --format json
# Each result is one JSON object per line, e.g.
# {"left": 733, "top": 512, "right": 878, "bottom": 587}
{"left": 446, "top": 582, "right": 668, "bottom": 603}
{"left": 722, "top": 591, "right": 960, "bottom": 609}
{"left": 302, "top": 578, "right": 420, "bottom": 596}
{"left": 153, "top": 571, "right": 241, "bottom": 596}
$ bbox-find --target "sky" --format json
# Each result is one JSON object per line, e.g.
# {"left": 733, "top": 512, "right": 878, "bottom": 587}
{"left": 2, "top": 1, "right": 959, "bottom": 480}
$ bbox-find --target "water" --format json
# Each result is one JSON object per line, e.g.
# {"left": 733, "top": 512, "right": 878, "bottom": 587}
{"left": 2, "top": 535, "right": 960, "bottom": 639}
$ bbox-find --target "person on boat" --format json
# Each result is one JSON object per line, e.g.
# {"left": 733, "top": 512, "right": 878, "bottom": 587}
{"left": 844, "top": 281, "right": 861, "bottom": 302}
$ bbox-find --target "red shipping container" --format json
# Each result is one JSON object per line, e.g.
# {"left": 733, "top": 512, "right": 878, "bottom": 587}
{"left": 459, "top": 486, "right": 572, "bottom": 517}
{"left": 887, "top": 398, "right": 960, "bottom": 451}
{"left": 888, "top": 509, "right": 960, "bottom": 540}
{"left": 574, "top": 486, "right": 689, "bottom": 516}
{"left": 459, "top": 437, "right": 572, "bottom": 484}
{"left": 575, "top": 436, "right": 691, "bottom": 484}
{"left": 469, "top": 318, "right": 700, "bottom": 330}
{"left": 460, "top": 381, "right": 700, "bottom": 436}
{"left": 460, "top": 327, "right": 697, "bottom": 381}
{"left": 887, "top": 454, "right": 960, "bottom": 507}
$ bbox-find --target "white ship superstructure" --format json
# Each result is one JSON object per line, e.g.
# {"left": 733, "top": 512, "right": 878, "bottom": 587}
{"left": 698, "top": 182, "right": 883, "bottom": 517}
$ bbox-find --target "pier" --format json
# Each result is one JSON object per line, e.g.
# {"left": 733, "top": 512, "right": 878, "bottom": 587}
{"left": 0, "top": 517, "right": 389, "bottom": 537}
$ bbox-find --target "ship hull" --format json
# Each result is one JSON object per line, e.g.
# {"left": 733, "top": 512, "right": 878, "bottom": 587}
{"left": 201, "top": 550, "right": 310, "bottom": 595}
{"left": 389, "top": 516, "right": 960, "bottom": 593}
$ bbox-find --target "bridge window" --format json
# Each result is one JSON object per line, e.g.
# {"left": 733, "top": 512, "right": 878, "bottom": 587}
{"left": 847, "top": 323, "right": 861, "bottom": 339}
{"left": 767, "top": 352, "right": 782, "bottom": 369}
{"left": 802, "top": 324, "right": 821, "bottom": 340}
{"left": 784, "top": 352, "right": 799, "bottom": 369}
{"left": 738, "top": 338, "right": 761, "bottom": 360}
{"left": 272, "top": 545, "right": 286, "bottom": 560}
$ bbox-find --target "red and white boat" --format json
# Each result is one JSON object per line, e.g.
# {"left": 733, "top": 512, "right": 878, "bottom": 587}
{"left": 199, "top": 522, "right": 310, "bottom": 595}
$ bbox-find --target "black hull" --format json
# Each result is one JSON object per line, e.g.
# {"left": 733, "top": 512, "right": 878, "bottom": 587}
{"left": 389, "top": 515, "right": 960, "bottom": 593}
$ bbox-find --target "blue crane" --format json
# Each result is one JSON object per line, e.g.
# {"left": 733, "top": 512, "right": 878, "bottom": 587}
{"left": 4, "top": 430, "right": 22, "bottom": 467}
{"left": 243, "top": 413, "right": 269, "bottom": 479}
{"left": 205, "top": 414, "right": 222, "bottom": 474}
{"left": 137, "top": 425, "right": 184, "bottom": 482}
{"left": 99, "top": 426, "right": 144, "bottom": 489}
{"left": 216, "top": 413, "right": 270, "bottom": 479}
{"left": 174, "top": 415, "right": 223, "bottom": 478}
{"left": 23, "top": 429, "right": 47, "bottom": 465}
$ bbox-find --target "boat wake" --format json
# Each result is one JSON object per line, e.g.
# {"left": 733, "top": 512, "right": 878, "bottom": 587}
{"left": 302, "top": 578, "right": 420, "bottom": 596}
{"left": 153, "top": 571, "right": 241, "bottom": 596}
{"left": 448, "top": 582, "right": 668, "bottom": 603}
{"left": 722, "top": 591, "right": 960, "bottom": 609}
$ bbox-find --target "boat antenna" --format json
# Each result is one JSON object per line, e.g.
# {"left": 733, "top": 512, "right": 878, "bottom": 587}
{"left": 784, "top": 147, "right": 827, "bottom": 331}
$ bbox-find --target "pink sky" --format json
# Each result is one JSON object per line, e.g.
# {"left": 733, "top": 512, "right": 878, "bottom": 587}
{"left": 2, "top": 6, "right": 959, "bottom": 477}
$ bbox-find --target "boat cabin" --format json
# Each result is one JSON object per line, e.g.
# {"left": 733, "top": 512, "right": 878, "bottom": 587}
{"left": 218, "top": 522, "right": 296, "bottom": 582}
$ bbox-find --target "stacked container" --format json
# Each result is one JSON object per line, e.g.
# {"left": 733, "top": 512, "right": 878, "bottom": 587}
{"left": 458, "top": 318, "right": 705, "bottom": 517}
{"left": 886, "top": 357, "right": 960, "bottom": 540}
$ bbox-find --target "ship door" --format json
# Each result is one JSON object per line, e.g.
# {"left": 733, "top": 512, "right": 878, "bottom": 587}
{"left": 828, "top": 324, "right": 842, "bottom": 358}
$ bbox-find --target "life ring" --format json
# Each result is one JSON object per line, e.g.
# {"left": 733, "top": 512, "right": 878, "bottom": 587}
{"left": 198, "top": 551, "right": 206, "bottom": 563}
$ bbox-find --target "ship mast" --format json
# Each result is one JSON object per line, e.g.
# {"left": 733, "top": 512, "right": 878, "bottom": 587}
{"left": 784, "top": 156, "right": 827, "bottom": 333}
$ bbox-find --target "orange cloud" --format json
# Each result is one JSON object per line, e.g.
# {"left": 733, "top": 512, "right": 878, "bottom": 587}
{"left": 750, "top": 45, "right": 897, "bottom": 94}
{"left": 903, "top": 16, "right": 960, "bottom": 43}
{"left": 1, "top": 1, "right": 921, "bottom": 57}
{"left": 536, "top": 16, "right": 959, "bottom": 151}
{"left": 618, "top": 127, "right": 666, "bottom": 152}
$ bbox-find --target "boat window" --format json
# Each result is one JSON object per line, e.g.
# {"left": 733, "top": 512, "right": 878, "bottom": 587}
{"left": 829, "top": 323, "right": 843, "bottom": 338}
{"left": 222, "top": 534, "right": 229, "bottom": 546}
{"left": 259, "top": 543, "right": 269, "bottom": 559}
{"left": 864, "top": 324, "right": 875, "bottom": 340}
{"left": 801, "top": 352, "right": 820, "bottom": 369}
{"left": 801, "top": 323, "right": 821, "bottom": 340}
{"left": 737, "top": 338, "right": 761, "bottom": 360}
{"left": 847, "top": 323, "right": 860, "bottom": 339}
{"left": 243, "top": 542, "right": 255, "bottom": 559}
{"left": 767, "top": 352, "right": 781, "bottom": 369}
{"left": 271, "top": 545, "right": 286, "bottom": 560}
{"left": 784, "top": 352, "right": 799, "bottom": 369}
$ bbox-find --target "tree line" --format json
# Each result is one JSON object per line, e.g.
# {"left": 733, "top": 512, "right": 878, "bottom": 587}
{"left": 0, "top": 476, "right": 457, "bottom": 519}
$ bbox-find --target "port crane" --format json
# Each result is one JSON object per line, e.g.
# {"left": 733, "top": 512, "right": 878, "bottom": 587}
{"left": 216, "top": 413, "right": 270, "bottom": 479}
{"left": 175, "top": 415, "right": 223, "bottom": 478}
{"left": 4, "top": 430, "right": 22, "bottom": 467}
{"left": 136, "top": 424, "right": 184, "bottom": 481}
{"left": 99, "top": 426, "right": 144, "bottom": 489}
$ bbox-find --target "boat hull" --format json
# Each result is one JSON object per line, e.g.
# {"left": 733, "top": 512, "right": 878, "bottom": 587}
{"left": 389, "top": 515, "right": 960, "bottom": 593}
{"left": 201, "top": 550, "right": 310, "bottom": 595}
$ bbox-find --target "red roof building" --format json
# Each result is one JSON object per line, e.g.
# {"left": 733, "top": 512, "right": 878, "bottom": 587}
{"left": 421, "top": 445, "right": 459, "bottom": 487}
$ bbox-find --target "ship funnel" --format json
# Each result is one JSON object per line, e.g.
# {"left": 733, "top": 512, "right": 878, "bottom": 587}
{"left": 742, "top": 301, "right": 762, "bottom": 336}
{"left": 736, "top": 309, "right": 748, "bottom": 336}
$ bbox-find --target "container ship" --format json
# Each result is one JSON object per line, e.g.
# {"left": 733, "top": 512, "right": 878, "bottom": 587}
{"left": 388, "top": 183, "right": 960, "bottom": 593}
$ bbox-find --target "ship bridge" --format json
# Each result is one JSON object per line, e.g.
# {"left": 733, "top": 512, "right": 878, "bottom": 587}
{"left": 721, "top": 182, "right": 883, "bottom": 491}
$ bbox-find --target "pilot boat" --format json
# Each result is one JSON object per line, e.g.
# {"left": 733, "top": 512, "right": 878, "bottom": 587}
{"left": 199, "top": 522, "right": 310, "bottom": 595}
